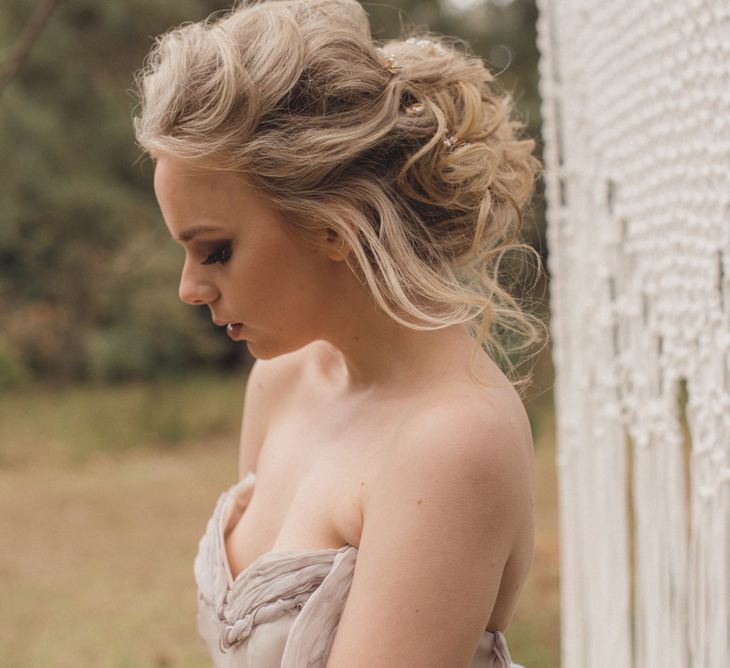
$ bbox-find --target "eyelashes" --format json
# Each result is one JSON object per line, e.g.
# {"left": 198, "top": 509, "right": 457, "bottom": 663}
{"left": 201, "top": 241, "right": 232, "bottom": 266}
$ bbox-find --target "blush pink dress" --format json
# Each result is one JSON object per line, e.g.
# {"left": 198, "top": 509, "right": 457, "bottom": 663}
{"left": 194, "top": 471, "right": 526, "bottom": 667}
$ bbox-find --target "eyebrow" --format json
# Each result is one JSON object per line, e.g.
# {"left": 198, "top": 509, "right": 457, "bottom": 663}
{"left": 177, "top": 224, "right": 224, "bottom": 242}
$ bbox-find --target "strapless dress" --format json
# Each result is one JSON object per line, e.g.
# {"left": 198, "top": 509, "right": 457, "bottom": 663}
{"left": 194, "top": 471, "right": 526, "bottom": 667}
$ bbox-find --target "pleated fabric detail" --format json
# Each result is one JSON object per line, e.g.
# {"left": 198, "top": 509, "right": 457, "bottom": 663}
{"left": 194, "top": 472, "right": 524, "bottom": 667}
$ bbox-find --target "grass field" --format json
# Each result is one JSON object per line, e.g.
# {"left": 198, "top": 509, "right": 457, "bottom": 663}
{"left": 0, "top": 370, "right": 559, "bottom": 667}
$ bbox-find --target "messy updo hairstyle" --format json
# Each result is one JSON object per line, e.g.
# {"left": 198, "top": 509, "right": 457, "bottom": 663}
{"left": 134, "top": 0, "right": 547, "bottom": 395}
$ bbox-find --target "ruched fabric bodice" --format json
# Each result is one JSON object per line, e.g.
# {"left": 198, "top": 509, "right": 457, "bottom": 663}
{"left": 194, "top": 471, "right": 525, "bottom": 667}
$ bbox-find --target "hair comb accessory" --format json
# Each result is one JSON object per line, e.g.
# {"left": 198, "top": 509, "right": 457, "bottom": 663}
{"left": 406, "top": 37, "right": 447, "bottom": 57}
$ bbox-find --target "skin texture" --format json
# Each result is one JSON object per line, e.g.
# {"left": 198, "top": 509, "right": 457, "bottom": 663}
{"left": 153, "top": 155, "right": 536, "bottom": 668}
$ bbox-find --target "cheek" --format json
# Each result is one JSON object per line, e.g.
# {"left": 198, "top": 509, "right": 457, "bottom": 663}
{"left": 231, "top": 241, "right": 329, "bottom": 315}
{"left": 278, "top": 255, "right": 331, "bottom": 314}
{"left": 290, "top": 245, "right": 333, "bottom": 298}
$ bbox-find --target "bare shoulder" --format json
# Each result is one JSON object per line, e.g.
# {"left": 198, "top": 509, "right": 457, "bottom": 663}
{"left": 237, "top": 344, "right": 316, "bottom": 478}
{"left": 399, "top": 372, "right": 531, "bottom": 468}
{"left": 391, "top": 385, "right": 534, "bottom": 520}
{"left": 326, "top": 384, "right": 535, "bottom": 666}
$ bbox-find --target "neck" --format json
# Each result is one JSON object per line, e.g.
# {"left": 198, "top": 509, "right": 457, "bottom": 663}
{"left": 317, "top": 265, "right": 481, "bottom": 393}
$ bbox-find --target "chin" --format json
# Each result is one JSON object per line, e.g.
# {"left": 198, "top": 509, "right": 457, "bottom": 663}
{"left": 244, "top": 339, "right": 267, "bottom": 360}
{"left": 246, "top": 334, "right": 316, "bottom": 361}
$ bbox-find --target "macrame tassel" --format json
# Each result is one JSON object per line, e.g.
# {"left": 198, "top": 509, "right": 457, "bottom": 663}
{"left": 536, "top": 1, "right": 730, "bottom": 666}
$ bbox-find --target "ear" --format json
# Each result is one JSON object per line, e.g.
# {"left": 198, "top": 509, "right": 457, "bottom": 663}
{"left": 322, "top": 226, "right": 353, "bottom": 262}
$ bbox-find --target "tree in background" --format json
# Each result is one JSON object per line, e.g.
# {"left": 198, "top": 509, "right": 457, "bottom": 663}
{"left": 0, "top": 0, "right": 542, "bottom": 387}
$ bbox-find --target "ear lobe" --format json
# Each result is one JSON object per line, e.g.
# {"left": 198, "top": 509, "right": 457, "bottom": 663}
{"left": 324, "top": 226, "right": 352, "bottom": 261}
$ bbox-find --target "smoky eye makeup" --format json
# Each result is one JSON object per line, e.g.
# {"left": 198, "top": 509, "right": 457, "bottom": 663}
{"left": 201, "top": 240, "right": 233, "bottom": 265}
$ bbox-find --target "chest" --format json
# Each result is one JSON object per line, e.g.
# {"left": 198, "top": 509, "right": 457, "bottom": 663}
{"left": 223, "top": 405, "right": 399, "bottom": 581}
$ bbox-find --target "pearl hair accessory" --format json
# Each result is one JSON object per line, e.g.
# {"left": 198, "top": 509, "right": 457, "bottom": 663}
{"left": 406, "top": 103, "right": 425, "bottom": 116}
{"left": 442, "top": 133, "right": 458, "bottom": 149}
{"left": 405, "top": 37, "right": 447, "bottom": 57}
{"left": 376, "top": 48, "right": 402, "bottom": 74}
{"left": 382, "top": 54, "right": 402, "bottom": 74}
{"left": 377, "top": 43, "right": 460, "bottom": 150}
{"left": 378, "top": 37, "right": 447, "bottom": 75}
{"left": 404, "top": 102, "right": 459, "bottom": 150}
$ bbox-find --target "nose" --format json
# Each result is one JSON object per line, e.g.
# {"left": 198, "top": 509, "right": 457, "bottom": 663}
{"left": 178, "top": 257, "right": 219, "bottom": 306}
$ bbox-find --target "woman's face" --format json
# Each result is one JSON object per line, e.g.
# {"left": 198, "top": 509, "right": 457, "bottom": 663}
{"left": 153, "top": 155, "right": 342, "bottom": 359}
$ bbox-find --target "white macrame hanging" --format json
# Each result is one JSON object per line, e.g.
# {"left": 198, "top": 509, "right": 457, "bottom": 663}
{"left": 534, "top": 1, "right": 730, "bottom": 667}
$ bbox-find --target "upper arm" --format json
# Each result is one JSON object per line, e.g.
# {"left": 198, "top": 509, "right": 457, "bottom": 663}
{"left": 237, "top": 353, "right": 302, "bottom": 479}
{"left": 325, "top": 405, "right": 530, "bottom": 668}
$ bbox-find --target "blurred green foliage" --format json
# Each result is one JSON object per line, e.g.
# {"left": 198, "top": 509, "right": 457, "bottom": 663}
{"left": 0, "top": 370, "right": 247, "bottom": 466}
{"left": 0, "top": 0, "right": 543, "bottom": 386}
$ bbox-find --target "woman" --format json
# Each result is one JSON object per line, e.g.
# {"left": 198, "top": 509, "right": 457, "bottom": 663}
{"left": 134, "top": 1, "right": 544, "bottom": 666}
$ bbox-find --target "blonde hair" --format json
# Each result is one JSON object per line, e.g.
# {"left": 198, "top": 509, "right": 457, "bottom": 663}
{"left": 134, "top": 0, "right": 547, "bottom": 396}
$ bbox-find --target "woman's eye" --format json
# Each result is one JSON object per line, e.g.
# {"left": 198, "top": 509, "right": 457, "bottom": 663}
{"left": 201, "top": 242, "right": 232, "bottom": 266}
